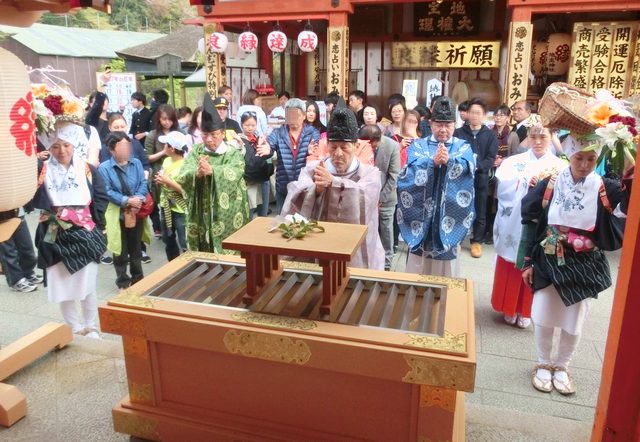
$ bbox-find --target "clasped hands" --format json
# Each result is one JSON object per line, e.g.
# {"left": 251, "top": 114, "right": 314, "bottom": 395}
{"left": 434, "top": 143, "right": 449, "bottom": 166}
{"left": 196, "top": 156, "right": 213, "bottom": 177}
{"left": 313, "top": 161, "right": 333, "bottom": 194}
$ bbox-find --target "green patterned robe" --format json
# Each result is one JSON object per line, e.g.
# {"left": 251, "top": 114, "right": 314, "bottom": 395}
{"left": 176, "top": 141, "right": 249, "bottom": 253}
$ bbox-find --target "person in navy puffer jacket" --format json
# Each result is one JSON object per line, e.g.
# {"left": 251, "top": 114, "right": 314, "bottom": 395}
{"left": 262, "top": 98, "right": 320, "bottom": 213}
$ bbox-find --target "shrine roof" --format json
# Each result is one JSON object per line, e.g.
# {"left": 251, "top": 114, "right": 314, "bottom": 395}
{"left": 116, "top": 25, "right": 202, "bottom": 63}
{"left": 0, "top": 23, "right": 164, "bottom": 58}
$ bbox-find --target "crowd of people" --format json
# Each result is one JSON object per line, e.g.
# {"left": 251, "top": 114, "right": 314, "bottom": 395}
{"left": 0, "top": 82, "right": 633, "bottom": 397}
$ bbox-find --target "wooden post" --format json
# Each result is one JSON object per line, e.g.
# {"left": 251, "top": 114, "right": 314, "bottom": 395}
{"left": 203, "top": 22, "right": 227, "bottom": 98}
{"left": 326, "top": 12, "right": 349, "bottom": 98}
{"left": 592, "top": 160, "right": 640, "bottom": 440}
{"left": 502, "top": 9, "right": 533, "bottom": 107}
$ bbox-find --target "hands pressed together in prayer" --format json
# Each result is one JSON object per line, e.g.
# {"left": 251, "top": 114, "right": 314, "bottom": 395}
{"left": 434, "top": 143, "right": 449, "bottom": 166}
{"left": 314, "top": 161, "right": 334, "bottom": 195}
{"left": 196, "top": 156, "right": 213, "bottom": 177}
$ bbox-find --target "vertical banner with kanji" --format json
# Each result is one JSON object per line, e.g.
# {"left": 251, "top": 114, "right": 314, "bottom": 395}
{"left": 630, "top": 27, "right": 640, "bottom": 96}
{"left": 568, "top": 24, "right": 594, "bottom": 90}
{"left": 327, "top": 26, "right": 349, "bottom": 98}
{"left": 590, "top": 25, "right": 614, "bottom": 93}
{"left": 204, "top": 23, "right": 227, "bottom": 98}
{"left": 608, "top": 23, "right": 637, "bottom": 98}
{"left": 503, "top": 22, "right": 532, "bottom": 107}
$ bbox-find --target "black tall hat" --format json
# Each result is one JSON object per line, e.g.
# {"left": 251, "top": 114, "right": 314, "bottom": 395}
{"left": 431, "top": 96, "right": 457, "bottom": 122}
{"left": 327, "top": 96, "right": 358, "bottom": 142}
{"left": 201, "top": 94, "right": 225, "bottom": 132}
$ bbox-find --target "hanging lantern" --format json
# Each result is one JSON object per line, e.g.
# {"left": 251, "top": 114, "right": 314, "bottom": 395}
{"left": 238, "top": 31, "right": 258, "bottom": 53}
{"left": 530, "top": 41, "right": 548, "bottom": 77}
{"left": 208, "top": 32, "right": 228, "bottom": 53}
{"left": 0, "top": 48, "right": 37, "bottom": 240}
{"left": 297, "top": 30, "right": 318, "bottom": 53}
{"left": 546, "top": 33, "right": 572, "bottom": 76}
{"left": 267, "top": 30, "right": 287, "bottom": 53}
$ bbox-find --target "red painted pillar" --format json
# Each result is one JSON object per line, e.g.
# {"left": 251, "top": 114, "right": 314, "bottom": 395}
{"left": 592, "top": 164, "right": 640, "bottom": 441}
{"left": 295, "top": 52, "right": 307, "bottom": 99}
{"left": 259, "top": 33, "right": 273, "bottom": 84}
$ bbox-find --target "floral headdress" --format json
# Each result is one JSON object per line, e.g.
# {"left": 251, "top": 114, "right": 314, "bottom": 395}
{"left": 31, "top": 83, "right": 86, "bottom": 135}
{"left": 583, "top": 89, "right": 638, "bottom": 176}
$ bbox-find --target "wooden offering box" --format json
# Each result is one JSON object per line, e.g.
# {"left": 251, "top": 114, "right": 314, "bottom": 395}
{"left": 100, "top": 251, "right": 476, "bottom": 441}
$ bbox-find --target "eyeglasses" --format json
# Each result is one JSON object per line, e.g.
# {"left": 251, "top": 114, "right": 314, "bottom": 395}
{"left": 242, "top": 111, "right": 257, "bottom": 118}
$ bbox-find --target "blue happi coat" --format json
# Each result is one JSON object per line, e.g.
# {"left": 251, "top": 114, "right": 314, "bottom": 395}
{"left": 396, "top": 136, "right": 476, "bottom": 260}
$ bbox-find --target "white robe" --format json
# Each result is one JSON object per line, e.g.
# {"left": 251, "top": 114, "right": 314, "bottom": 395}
{"left": 493, "top": 150, "right": 566, "bottom": 263}
{"left": 282, "top": 159, "right": 385, "bottom": 270}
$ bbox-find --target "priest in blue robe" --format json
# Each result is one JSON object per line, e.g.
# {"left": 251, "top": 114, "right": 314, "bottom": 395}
{"left": 396, "top": 97, "right": 476, "bottom": 277}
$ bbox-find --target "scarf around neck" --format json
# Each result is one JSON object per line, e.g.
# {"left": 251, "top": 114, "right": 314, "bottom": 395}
{"left": 44, "top": 155, "right": 91, "bottom": 207}
{"left": 547, "top": 166, "right": 600, "bottom": 231}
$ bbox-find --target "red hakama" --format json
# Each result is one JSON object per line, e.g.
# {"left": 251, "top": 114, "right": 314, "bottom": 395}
{"left": 491, "top": 255, "right": 533, "bottom": 317}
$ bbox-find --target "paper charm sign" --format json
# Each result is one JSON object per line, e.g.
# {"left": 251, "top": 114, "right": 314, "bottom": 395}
{"left": 402, "top": 79, "right": 419, "bottom": 109}
{"left": 426, "top": 78, "right": 444, "bottom": 107}
{"left": 97, "top": 72, "right": 137, "bottom": 129}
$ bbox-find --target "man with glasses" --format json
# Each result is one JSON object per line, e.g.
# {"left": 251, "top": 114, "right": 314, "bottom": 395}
{"left": 510, "top": 100, "right": 533, "bottom": 151}
{"left": 454, "top": 98, "right": 499, "bottom": 258}
{"left": 176, "top": 94, "right": 249, "bottom": 253}
{"left": 396, "top": 97, "right": 476, "bottom": 278}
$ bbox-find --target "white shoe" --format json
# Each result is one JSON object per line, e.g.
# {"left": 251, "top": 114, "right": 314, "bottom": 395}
{"left": 503, "top": 314, "right": 517, "bottom": 325}
{"left": 516, "top": 315, "right": 532, "bottom": 329}
{"left": 84, "top": 329, "right": 101, "bottom": 339}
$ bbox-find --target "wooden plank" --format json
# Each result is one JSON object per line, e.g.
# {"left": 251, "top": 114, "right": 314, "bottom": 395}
{"left": 160, "top": 263, "right": 209, "bottom": 300}
{"left": 280, "top": 275, "right": 316, "bottom": 316}
{"left": 379, "top": 285, "right": 399, "bottom": 328}
{"left": 417, "top": 288, "right": 436, "bottom": 333}
{"left": 212, "top": 272, "right": 248, "bottom": 306}
{"left": 144, "top": 261, "right": 200, "bottom": 298}
{"left": 0, "top": 323, "right": 72, "bottom": 381}
{"left": 184, "top": 265, "right": 224, "bottom": 302}
{"left": 397, "top": 286, "right": 417, "bottom": 330}
{"left": 338, "top": 281, "right": 365, "bottom": 323}
{"left": 359, "top": 283, "right": 382, "bottom": 325}
{"left": 263, "top": 274, "right": 299, "bottom": 314}
{"left": 191, "top": 267, "right": 237, "bottom": 303}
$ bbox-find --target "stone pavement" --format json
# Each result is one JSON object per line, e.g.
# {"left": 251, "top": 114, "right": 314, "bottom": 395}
{"left": 0, "top": 213, "right": 616, "bottom": 440}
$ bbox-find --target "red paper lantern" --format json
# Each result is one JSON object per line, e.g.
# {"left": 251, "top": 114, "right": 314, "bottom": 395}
{"left": 297, "top": 30, "right": 318, "bottom": 53}
{"left": 208, "top": 32, "right": 228, "bottom": 53}
{"left": 267, "top": 31, "right": 287, "bottom": 53}
{"left": 238, "top": 31, "right": 258, "bottom": 53}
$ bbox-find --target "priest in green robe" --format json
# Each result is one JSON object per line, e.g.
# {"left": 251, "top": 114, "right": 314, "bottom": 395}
{"left": 176, "top": 94, "right": 249, "bottom": 253}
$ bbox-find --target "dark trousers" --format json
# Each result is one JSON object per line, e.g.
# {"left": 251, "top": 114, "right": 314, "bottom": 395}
{"left": 251, "top": 180, "right": 271, "bottom": 218}
{"left": 472, "top": 172, "right": 489, "bottom": 244}
{"left": 149, "top": 204, "right": 161, "bottom": 232}
{"left": 0, "top": 218, "right": 37, "bottom": 286}
{"left": 161, "top": 210, "right": 186, "bottom": 261}
{"left": 113, "top": 219, "right": 144, "bottom": 289}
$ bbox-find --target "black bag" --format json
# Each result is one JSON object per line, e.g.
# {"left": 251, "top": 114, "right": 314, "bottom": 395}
{"left": 243, "top": 138, "right": 274, "bottom": 183}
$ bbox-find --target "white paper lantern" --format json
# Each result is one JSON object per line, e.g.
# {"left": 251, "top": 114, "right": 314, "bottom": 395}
{"left": 208, "top": 32, "right": 228, "bottom": 53}
{"left": 238, "top": 31, "right": 258, "bottom": 53}
{"left": 267, "top": 31, "right": 287, "bottom": 53}
{"left": 546, "top": 33, "right": 572, "bottom": 76}
{"left": 297, "top": 30, "right": 318, "bottom": 53}
{"left": 0, "top": 48, "right": 37, "bottom": 232}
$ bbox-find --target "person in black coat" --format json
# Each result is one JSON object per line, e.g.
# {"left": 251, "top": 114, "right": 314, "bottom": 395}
{"left": 85, "top": 91, "right": 110, "bottom": 144}
{"left": 511, "top": 100, "right": 532, "bottom": 143}
{"left": 129, "top": 91, "right": 152, "bottom": 146}
{"left": 454, "top": 98, "right": 498, "bottom": 258}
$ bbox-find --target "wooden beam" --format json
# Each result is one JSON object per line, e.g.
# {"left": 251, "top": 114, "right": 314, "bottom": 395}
{"left": 0, "top": 322, "right": 72, "bottom": 381}
{"left": 199, "top": 0, "right": 353, "bottom": 19}
{"left": 507, "top": 0, "right": 640, "bottom": 12}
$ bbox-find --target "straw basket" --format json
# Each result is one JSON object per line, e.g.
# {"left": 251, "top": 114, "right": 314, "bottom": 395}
{"left": 538, "top": 82, "right": 597, "bottom": 136}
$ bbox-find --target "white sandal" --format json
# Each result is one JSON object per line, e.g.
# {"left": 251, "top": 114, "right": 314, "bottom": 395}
{"left": 553, "top": 367, "right": 576, "bottom": 395}
{"left": 532, "top": 363, "right": 554, "bottom": 393}
{"left": 516, "top": 315, "right": 532, "bottom": 329}
{"left": 504, "top": 314, "right": 517, "bottom": 325}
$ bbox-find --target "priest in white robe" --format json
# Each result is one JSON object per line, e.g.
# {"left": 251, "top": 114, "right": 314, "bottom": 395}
{"left": 278, "top": 98, "right": 385, "bottom": 270}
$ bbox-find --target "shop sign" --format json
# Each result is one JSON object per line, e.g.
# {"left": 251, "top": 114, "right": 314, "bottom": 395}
{"left": 503, "top": 22, "right": 532, "bottom": 106}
